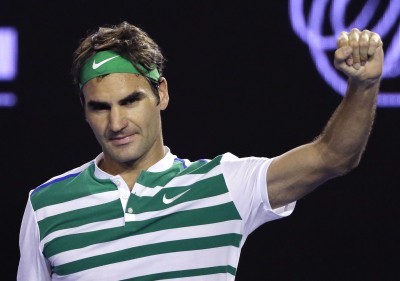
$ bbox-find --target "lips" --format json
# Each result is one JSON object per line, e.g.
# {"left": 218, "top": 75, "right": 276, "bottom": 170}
{"left": 109, "top": 134, "right": 135, "bottom": 146}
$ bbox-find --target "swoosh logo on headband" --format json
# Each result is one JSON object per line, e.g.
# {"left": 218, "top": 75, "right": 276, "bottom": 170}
{"left": 92, "top": 55, "right": 119, "bottom": 70}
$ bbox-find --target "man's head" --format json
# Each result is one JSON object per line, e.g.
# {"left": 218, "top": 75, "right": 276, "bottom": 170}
{"left": 72, "top": 21, "right": 166, "bottom": 103}
{"left": 72, "top": 22, "right": 169, "bottom": 171}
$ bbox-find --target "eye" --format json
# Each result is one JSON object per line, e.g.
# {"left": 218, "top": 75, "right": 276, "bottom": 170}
{"left": 87, "top": 102, "right": 110, "bottom": 112}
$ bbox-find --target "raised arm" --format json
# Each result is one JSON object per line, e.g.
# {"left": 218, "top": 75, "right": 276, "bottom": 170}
{"left": 267, "top": 28, "right": 383, "bottom": 209}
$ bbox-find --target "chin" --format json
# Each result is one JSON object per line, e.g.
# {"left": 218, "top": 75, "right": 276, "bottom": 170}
{"left": 113, "top": 154, "right": 140, "bottom": 164}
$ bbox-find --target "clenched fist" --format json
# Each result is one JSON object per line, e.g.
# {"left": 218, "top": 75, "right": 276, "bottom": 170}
{"left": 334, "top": 28, "right": 384, "bottom": 84}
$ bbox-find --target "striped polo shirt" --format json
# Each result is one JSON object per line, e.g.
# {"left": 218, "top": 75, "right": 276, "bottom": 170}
{"left": 20, "top": 148, "right": 295, "bottom": 280}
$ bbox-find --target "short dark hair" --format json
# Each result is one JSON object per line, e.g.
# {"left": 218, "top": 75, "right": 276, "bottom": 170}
{"left": 72, "top": 21, "right": 166, "bottom": 103}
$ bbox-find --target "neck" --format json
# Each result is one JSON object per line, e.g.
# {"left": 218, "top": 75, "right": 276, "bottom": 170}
{"left": 99, "top": 144, "right": 166, "bottom": 189}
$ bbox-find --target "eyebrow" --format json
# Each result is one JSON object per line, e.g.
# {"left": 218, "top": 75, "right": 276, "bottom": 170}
{"left": 86, "top": 91, "right": 144, "bottom": 109}
{"left": 86, "top": 100, "right": 110, "bottom": 110}
{"left": 118, "top": 92, "right": 143, "bottom": 105}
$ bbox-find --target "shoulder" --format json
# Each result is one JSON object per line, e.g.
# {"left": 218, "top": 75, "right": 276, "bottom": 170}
{"left": 29, "top": 161, "right": 94, "bottom": 206}
{"left": 174, "top": 153, "right": 229, "bottom": 175}
{"left": 176, "top": 152, "right": 271, "bottom": 174}
{"left": 219, "top": 153, "right": 273, "bottom": 173}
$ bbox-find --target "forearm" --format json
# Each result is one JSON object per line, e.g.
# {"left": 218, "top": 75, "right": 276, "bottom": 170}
{"left": 267, "top": 29, "right": 383, "bottom": 209}
{"left": 317, "top": 78, "right": 379, "bottom": 174}
{"left": 268, "top": 80, "right": 379, "bottom": 209}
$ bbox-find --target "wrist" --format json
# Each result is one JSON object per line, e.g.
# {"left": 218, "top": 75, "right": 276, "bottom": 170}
{"left": 348, "top": 76, "right": 381, "bottom": 90}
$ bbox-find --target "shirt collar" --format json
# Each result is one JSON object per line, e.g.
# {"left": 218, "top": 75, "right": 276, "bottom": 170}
{"left": 93, "top": 146, "right": 176, "bottom": 180}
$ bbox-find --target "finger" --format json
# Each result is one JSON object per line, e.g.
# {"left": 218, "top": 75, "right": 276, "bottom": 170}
{"left": 337, "top": 31, "right": 349, "bottom": 48}
{"left": 334, "top": 45, "right": 352, "bottom": 63}
{"left": 349, "top": 28, "right": 361, "bottom": 69}
{"left": 359, "top": 30, "right": 370, "bottom": 66}
{"left": 368, "top": 33, "right": 383, "bottom": 56}
{"left": 337, "top": 32, "right": 352, "bottom": 66}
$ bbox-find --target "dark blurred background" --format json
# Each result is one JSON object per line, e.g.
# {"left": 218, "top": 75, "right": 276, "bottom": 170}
{"left": 1, "top": 0, "right": 399, "bottom": 280}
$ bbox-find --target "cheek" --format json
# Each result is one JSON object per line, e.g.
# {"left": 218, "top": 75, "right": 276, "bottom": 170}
{"left": 134, "top": 105, "right": 160, "bottom": 130}
{"left": 142, "top": 110, "right": 160, "bottom": 131}
{"left": 134, "top": 117, "right": 159, "bottom": 140}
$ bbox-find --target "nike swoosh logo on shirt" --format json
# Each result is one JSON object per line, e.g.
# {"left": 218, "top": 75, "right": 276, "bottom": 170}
{"left": 92, "top": 55, "right": 119, "bottom": 69}
{"left": 162, "top": 189, "right": 191, "bottom": 204}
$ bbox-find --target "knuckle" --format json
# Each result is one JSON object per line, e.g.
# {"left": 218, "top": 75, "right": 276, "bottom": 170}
{"left": 361, "top": 29, "right": 371, "bottom": 34}
{"left": 337, "top": 38, "right": 347, "bottom": 46}
{"left": 369, "top": 39, "right": 378, "bottom": 47}
{"left": 337, "top": 32, "right": 348, "bottom": 42}
{"left": 350, "top": 40, "right": 359, "bottom": 48}
{"left": 359, "top": 40, "right": 368, "bottom": 48}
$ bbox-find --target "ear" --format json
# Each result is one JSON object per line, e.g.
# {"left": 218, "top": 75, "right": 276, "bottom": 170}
{"left": 158, "top": 77, "right": 169, "bottom": 110}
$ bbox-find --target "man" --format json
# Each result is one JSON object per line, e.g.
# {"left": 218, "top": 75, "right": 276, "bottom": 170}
{"left": 18, "top": 21, "right": 383, "bottom": 280}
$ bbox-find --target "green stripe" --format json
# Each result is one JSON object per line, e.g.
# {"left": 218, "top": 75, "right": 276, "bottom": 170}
{"left": 136, "top": 155, "right": 223, "bottom": 188}
{"left": 32, "top": 155, "right": 222, "bottom": 211}
{"left": 44, "top": 202, "right": 241, "bottom": 258}
{"left": 31, "top": 165, "right": 115, "bottom": 210}
{"left": 125, "top": 202, "right": 241, "bottom": 233}
{"left": 39, "top": 199, "right": 121, "bottom": 240}
{"left": 131, "top": 174, "right": 228, "bottom": 212}
{"left": 53, "top": 234, "right": 242, "bottom": 276}
{"left": 136, "top": 161, "right": 184, "bottom": 188}
{"left": 121, "top": 265, "right": 236, "bottom": 281}
{"left": 176, "top": 160, "right": 210, "bottom": 176}
{"left": 178, "top": 155, "right": 223, "bottom": 176}
{"left": 44, "top": 226, "right": 126, "bottom": 259}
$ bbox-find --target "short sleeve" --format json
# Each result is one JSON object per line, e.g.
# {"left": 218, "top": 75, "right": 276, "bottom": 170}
{"left": 220, "top": 153, "right": 296, "bottom": 239}
{"left": 18, "top": 192, "right": 52, "bottom": 281}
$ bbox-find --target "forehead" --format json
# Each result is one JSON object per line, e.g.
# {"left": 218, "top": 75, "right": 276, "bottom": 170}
{"left": 82, "top": 73, "right": 151, "bottom": 101}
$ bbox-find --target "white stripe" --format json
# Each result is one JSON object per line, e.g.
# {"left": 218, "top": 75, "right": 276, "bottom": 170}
{"left": 49, "top": 220, "right": 241, "bottom": 266}
{"left": 52, "top": 246, "right": 240, "bottom": 281}
{"left": 125, "top": 192, "right": 232, "bottom": 222}
{"left": 132, "top": 165, "right": 223, "bottom": 198}
{"left": 35, "top": 191, "right": 119, "bottom": 222}
{"left": 133, "top": 182, "right": 163, "bottom": 197}
{"left": 41, "top": 217, "right": 125, "bottom": 249}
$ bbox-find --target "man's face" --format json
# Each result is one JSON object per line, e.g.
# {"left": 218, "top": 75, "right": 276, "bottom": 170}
{"left": 82, "top": 73, "right": 169, "bottom": 169}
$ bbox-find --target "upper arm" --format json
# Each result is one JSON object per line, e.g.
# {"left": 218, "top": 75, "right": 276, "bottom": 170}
{"left": 267, "top": 141, "right": 340, "bottom": 209}
{"left": 18, "top": 196, "right": 52, "bottom": 281}
{"left": 221, "top": 153, "right": 295, "bottom": 237}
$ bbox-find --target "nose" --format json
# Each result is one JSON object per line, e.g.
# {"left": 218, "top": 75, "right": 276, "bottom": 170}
{"left": 109, "top": 107, "right": 128, "bottom": 132}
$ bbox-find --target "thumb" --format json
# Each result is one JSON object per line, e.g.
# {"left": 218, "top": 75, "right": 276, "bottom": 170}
{"left": 334, "top": 46, "right": 352, "bottom": 63}
{"left": 334, "top": 46, "right": 353, "bottom": 71}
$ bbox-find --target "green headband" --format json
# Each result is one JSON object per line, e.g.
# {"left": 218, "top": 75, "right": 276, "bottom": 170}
{"left": 79, "top": 50, "right": 160, "bottom": 87}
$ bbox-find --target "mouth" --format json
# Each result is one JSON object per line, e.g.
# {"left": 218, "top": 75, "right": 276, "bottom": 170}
{"left": 109, "top": 134, "right": 135, "bottom": 146}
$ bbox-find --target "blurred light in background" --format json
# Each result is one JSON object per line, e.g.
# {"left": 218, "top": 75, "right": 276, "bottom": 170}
{"left": 0, "top": 26, "right": 18, "bottom": 107}
{"left": 289, "top": 0, "right": 400, "bottom": 107}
